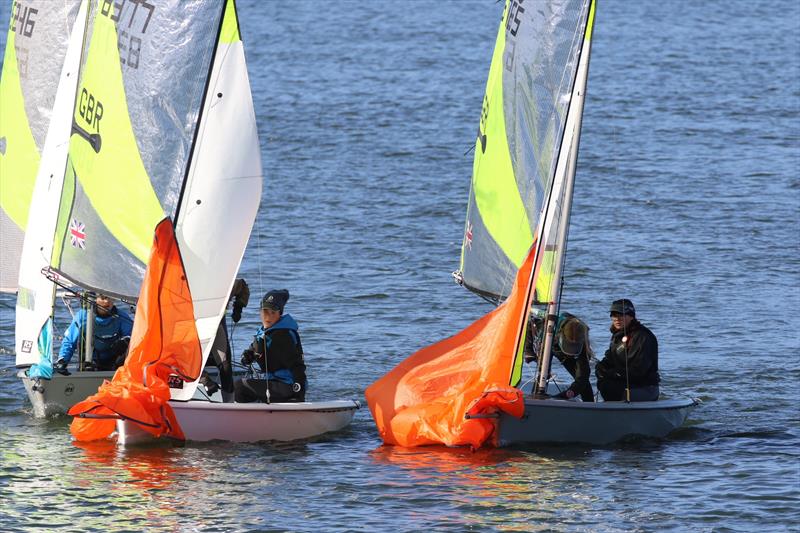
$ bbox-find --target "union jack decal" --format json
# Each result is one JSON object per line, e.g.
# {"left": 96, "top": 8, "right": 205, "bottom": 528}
{"left": 69, "top": 219, "right": 86, "bottom": 249}
{"left": 465, "top": 222, "right": 473, "bottom": 250}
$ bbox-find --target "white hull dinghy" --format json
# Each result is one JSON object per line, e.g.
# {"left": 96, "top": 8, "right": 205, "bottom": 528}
{"left": 68, "top": 2, "right": 359, "bottom": 446}
{"left": 117, "top": 400, "right": 360, "bottom": 445}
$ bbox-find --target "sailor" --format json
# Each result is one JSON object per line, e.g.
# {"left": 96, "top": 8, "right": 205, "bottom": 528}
{"left": 525, "top": 311, "right": 595, "bottom": 401}
{"left": 55, "top": 294, "right": 133, "bottom": 374}
{"left": 595, "top": 299, "right": 660, "bottom": 401}
{"left": 199, "top": 278, "right": 250, "bottom": 402}
{"left": 234, "top": 289, "right": 307, "bottom": 403}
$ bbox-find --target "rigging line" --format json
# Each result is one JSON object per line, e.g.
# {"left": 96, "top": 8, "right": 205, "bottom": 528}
{"left": 610, "top": 121, "right": 631, "bottom": 402}
{"left": 256, "top": 224, "right": 264, "bottom": 299}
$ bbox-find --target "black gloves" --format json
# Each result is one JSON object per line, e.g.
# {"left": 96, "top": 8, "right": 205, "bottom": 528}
{"left": 54, "top": 359, "right": 71, "bottom": 376}
{"left": 232, "top": 303, "right": 243, "bottom": 323}
{"left": 230, "top": 279, "right": 250, "bottom": 323}
{"left": 240, "top": 348, "right": 255, "bottom": 366}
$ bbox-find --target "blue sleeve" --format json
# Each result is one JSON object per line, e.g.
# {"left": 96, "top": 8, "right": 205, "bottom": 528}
{"left": 118, "top": 310, "right": 134, "bottom": 337}
{"left": 58, "top": 311, "right": 85, "bottom": 363}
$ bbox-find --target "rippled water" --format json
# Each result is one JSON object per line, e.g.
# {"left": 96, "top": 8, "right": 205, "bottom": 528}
{"left": 1, "top": 1, "right": 799, "bottom": 531}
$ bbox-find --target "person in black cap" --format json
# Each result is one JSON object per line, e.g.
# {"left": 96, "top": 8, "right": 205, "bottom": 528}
{"left": 595, "top": 299, "right": 660, "bottom": 401}
{"left": 234, "top": 289, "right": 307, "bottom": 403}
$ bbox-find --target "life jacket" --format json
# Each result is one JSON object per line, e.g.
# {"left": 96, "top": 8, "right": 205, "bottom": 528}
{"left": 252, "top": 314, "right": 305, "bottom": 386}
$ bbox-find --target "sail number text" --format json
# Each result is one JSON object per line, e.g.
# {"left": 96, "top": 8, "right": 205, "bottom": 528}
{"left": 9, "top": 1, "right": 37, "bottom": 78}
{"left": 504, "top": 0, "right": 525, "bottom": 71}
{"left": 100, "top": 0, "right": 156, "bottom": 70}
{"left": 506, "top": 0, "right": 524, "bottom": 37}
{"left": 9, "top": 1, "right": 37, "bottom": 38}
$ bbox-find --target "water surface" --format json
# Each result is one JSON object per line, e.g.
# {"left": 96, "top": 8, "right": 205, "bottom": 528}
{"left": 1, "top": 1, "right": 798, "bottom": 531}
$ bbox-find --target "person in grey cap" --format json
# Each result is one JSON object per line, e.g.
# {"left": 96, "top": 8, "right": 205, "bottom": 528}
{"left": 595, "top": 299, "right": 660, "bottom": 401}
{"left": 524, "top": 311, "right": 595, "bottom": 401}
{"left": 234, "top": 289, "right": 307, "bottom": 403}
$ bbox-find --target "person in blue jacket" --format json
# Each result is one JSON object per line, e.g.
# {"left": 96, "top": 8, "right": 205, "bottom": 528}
{"left": 234, "top": 289, "right": 307, "bottom": 403}
{"left": 55, "top": 294, "right": 133, "bottom": 375}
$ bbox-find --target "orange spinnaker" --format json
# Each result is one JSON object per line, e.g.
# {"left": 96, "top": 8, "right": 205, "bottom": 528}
{"left": 68, "top": 218, "right": 202, "bottom": 441}
{"left": 365, "top": 247, "right": 538, "bottom": 449}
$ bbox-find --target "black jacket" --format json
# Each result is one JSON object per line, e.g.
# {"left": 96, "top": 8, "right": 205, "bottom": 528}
{"left": 242, "top": 315, "right": 307, "bottom": 387}
{"left": 595, "top": 319, "right": 659, "bottom": 387}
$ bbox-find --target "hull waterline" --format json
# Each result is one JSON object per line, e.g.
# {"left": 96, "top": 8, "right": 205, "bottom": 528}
{"left": 116, "top": 399, "right": 361, "bottom": 444}
{"left": 497, "top": 396, "right": 699, "bottom": 446}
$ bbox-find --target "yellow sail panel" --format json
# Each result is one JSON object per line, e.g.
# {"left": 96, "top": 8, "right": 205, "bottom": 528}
{"left": 586, "top": 0, "right": 596, "bottom": 42}
{"left": 69, "top": 5, "right": 163, "bottom": 263}
{"left": 471, "top": 7, "right": 533, "bottom": 270}
{"left": 0, "top": 28, "right": 39, "bottom": 230}
{"left": 51, "top": 161, "right": 76, "bottom": 267}
{"left": 219, "top": 0, "right": 241, "bottom": 44}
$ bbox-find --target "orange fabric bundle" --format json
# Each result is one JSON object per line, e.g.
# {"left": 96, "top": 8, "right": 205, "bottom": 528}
{"left": 365, "top": 247, "right": 538, "bottom": 449}
{"left": 69, "top": 219, "right": 202, "bottom": 441}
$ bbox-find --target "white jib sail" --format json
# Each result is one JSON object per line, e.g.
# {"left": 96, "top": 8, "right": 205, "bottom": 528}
{"left": 170, "top": 25, "right": 263, "bottom": 401}
{"left": 15, "top": 1, "right": 88, "bottom": 367}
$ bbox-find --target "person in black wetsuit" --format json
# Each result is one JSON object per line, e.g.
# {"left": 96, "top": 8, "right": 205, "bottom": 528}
{"left": 234, "top": 289, "right": 307, "bottom": 403}
{"left": 595, "top": 299, "right": 660, "bottom": 402}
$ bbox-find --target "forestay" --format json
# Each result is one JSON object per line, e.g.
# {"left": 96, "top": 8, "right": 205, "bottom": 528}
{"left": 458, "top": 0, "right": 591, "bottom": 304}
{"left": 0, "top": 0, "right": 81, "bottom": 292}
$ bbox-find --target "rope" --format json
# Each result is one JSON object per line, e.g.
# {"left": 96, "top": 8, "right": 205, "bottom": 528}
{"left": 610, "top": 122, "right": 631, "bottom": 403}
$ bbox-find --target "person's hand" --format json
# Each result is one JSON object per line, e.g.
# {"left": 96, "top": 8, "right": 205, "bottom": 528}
{"left": 240, "top": 349, "right": 255, "bottom": 366}
{"left": 54, "top": 359, "right": 71, "bottom": 376}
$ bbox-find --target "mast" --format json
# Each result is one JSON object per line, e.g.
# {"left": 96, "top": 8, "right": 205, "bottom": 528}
{"left": 14, "top": 0, "right": 89, "bottom": 367}
{"left": 534, "top": 0, "right": 595, "bottom": 395}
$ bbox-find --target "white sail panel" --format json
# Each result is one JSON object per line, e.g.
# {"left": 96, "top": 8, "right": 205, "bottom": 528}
{"left": 171, "top": 0, "right": 263, "bottom": 401}
{"left": 0, "top": 0, "right": 81, "bottom": 292}
{"left": 15, "top": 0, "right": 88, "bottom": 367}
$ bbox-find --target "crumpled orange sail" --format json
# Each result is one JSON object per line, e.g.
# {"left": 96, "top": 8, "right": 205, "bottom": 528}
{"left": 365, "top": 247, "right": 539, "bottom": 449}
{"left": 69, "top": 218, "right": 202, "bottom": 442}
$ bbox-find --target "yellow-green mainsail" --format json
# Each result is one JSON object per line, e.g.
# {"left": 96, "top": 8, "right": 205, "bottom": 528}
{"left": 53, "top": 3, "right": 163, "bottom": 267}
{"left": 0, "top": 26, "right": 40, "bottom": 233}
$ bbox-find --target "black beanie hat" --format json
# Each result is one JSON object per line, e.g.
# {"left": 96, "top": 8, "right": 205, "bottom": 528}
{"left": 261, "top": 289, "right": 290, "bottom": 313}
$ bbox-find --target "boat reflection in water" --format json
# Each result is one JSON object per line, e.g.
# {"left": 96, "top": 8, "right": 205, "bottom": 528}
{"left": 369, "top": 446, "right": 608, "bottom": 530}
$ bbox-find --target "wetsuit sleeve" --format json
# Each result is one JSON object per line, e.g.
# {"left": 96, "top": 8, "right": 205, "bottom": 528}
{"left": 594, "top": 351, "right": 615, "bottom": 380}
{"left": 569, "top": 355, "right": 592, "bottom": 396}
{"left": 119, "top": 312, "right": 134, "bottom": 337}
{"left": 58, "top": 314, "right": 84, "bottom": 363}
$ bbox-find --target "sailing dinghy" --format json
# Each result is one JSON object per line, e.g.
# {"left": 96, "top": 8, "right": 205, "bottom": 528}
{"left": 367, "top": 0, "right": 696, "bottom": 448}
{"left": 65, "top": 0, "right": 357, "bottom": 443}
{"left": 0, "top": 0, "right": 109, "bottom": 417}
